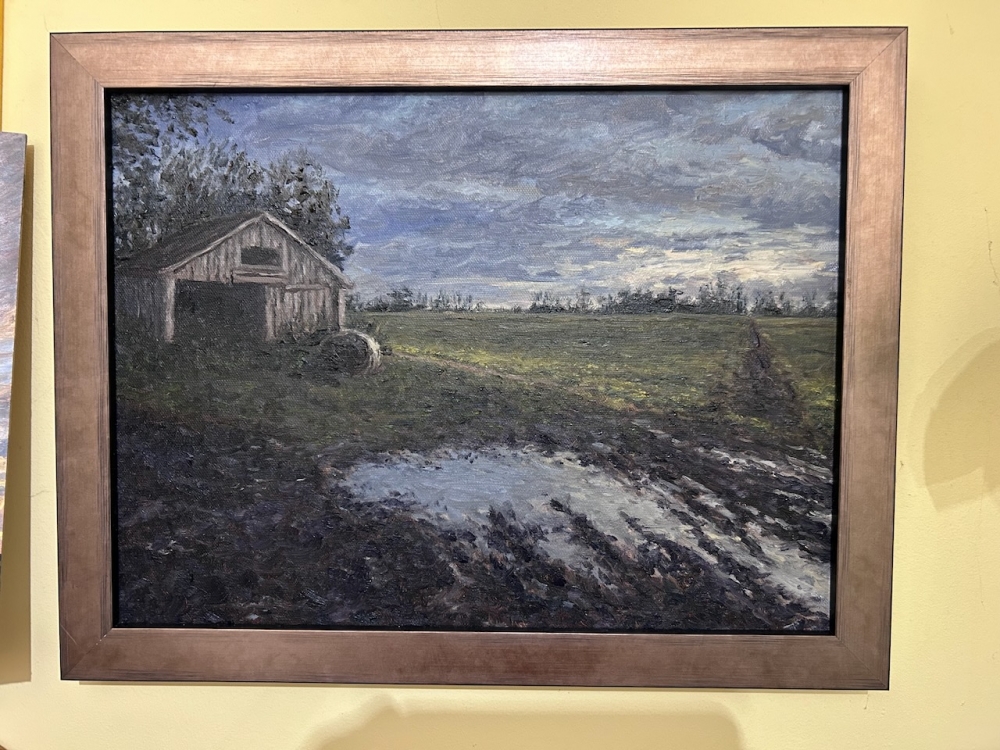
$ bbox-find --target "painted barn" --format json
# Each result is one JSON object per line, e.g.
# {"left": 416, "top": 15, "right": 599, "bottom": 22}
{"left": 115, "top": 212, "right": 353, "bottom": 342}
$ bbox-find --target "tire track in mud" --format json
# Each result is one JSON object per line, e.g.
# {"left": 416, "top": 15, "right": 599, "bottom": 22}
{"left": 390, "top": 335, "right": 834, "bottom": 619}
{"left": 341, "top": 444, "right": 832, "bottom": 624}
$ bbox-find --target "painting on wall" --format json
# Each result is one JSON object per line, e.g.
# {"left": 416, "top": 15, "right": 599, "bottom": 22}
{"left": 110, "top": 89, "right": 844, "bottom": 634}
{"left": 0, "top": 132, "right": 26, "bottom": 576}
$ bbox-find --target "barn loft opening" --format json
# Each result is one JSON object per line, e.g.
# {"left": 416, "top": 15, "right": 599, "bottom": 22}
{"left": 240, "top": 245, "right": 281, "bottom": 267}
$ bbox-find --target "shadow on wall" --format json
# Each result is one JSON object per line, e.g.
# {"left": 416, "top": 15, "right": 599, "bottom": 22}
{"left": 0, "top": 144, "right": 34, "bottom": 685}
{"left": 303, "top": 699, "right": 743, "bottom": 750}
{"left": 921, "top": 327, "right": 1000, "bottom": 506}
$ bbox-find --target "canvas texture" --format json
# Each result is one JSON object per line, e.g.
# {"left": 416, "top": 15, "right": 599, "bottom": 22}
{"left": 110, "top": 92, "right": 842, "bottom": 632}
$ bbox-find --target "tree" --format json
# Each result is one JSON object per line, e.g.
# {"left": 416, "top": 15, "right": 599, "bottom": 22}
{"left": 155, "top": 141, "right": 265, "bottom": 237}
{"left": 753, "top": 289, "right": 785, "bottom": 316}
{"left": 387, "top": 287, "right": 417, "bottom": 311}
{"left": 822, "top": 288, "right": 839, "bottom": 317}
{"left": 262, "top": 148, "right": 353, "bottom": 267}
{"left": 110, "top": 93, "right": 233, "bottom": 260}
{"left": 797, "top": 290, "right": 821, "bottom": 317}
{"left": 695, "top": 275, "right": 747, "bottom": 315}
{"left": 109, "top": 94, "right": 353, "bottom": 268}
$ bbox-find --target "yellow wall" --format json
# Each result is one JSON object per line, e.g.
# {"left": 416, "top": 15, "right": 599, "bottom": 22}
{"left": 2, "top": 0, "right": 999, "bottom": 747}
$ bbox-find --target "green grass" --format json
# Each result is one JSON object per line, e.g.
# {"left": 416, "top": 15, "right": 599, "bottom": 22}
{"left": 360, "top": 312, "right": 750, "bottom": 413}
{"left": 361, "top": 312, "right": 838, "bottom": 442}
{"left": 116, "top": 311, "right": 839, "bottom": 460}
{"left": 755, "top": 317, "right": 840, "bottom": 440}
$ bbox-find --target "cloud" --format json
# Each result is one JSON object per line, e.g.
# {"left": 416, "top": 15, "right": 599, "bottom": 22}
{"left": 194, "top": 90, "right": 845, "bottom": 305}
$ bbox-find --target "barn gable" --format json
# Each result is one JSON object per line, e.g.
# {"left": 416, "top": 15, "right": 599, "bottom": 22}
{"left": 116, "top": 213, "right": 353, "bottom": 342}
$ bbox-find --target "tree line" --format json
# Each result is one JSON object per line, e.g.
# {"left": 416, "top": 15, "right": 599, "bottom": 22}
{"left": 354, "top": 288, "right": 486, "bottom": 313}
{"left": 110, "top": 94, "right": 353, "bottom": 268}
{"left": 354, "top": 277, "right": 838, "bottom": 318}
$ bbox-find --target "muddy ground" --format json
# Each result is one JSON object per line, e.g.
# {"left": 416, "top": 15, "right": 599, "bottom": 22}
{"left": 115, "top": 401, "right": 833, "bottom": 632}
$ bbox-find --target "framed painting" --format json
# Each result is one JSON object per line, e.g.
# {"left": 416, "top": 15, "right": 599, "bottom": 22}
{"left": 51, "top": 29, "right": 905, "bottom": 687}
{"left": 0, "top": 132, "right": 27, "bottom": 579}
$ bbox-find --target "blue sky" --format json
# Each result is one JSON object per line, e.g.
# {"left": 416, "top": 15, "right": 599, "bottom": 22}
{"left": 210, "top": 89, "right": 843, "bottom": 306}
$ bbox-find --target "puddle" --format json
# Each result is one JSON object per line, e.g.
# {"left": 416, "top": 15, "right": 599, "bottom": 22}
{"left": 340, "top": 444, "right": 830, "bottom": 614}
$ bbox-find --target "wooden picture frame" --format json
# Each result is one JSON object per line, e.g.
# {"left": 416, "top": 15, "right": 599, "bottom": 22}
{"left": 51, "top": 28, "right": 905, "bottom": 687}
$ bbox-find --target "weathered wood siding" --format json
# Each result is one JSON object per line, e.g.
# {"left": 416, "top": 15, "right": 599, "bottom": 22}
{"left": 115, "top": 276, "right": 174, "bottom": 340}
{"left": 268, "top": 286, "right": 338, "bottom": 339}
{"left": 118, "top": 216, "right": 346, "bottom": 341}
{"left": 173, "top": 221, "right": 283, "bottom": 282}
{"left": 282, "top": 233, "right": 333, "bottom": 286}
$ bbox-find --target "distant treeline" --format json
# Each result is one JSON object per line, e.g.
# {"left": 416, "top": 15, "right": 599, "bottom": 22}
{"left": 352, "top": 277, "right": 838, "bottom": 318}
{"left": 355, "top": 289, "right": 485, "bottom": 313}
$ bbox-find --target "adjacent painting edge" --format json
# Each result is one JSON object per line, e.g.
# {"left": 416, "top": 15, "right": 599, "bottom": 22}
{"left": 0, "top": 130, "right": 27, "bottom": 571}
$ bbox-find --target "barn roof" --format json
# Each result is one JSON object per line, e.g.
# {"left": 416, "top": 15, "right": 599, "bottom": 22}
{"left": 117, "top": 212, "right": 353, "bottom": 288}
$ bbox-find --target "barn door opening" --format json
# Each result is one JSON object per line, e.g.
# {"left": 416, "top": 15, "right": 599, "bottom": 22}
{"left": 174, "top": 281, "right": 267, "bottom": 343}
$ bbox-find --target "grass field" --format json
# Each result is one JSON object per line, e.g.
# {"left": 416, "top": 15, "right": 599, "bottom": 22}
{"left": 754, "top": 316, "right": 840, "bottom": 439}
{"left": 116, "top": 311, "right": 838, "bottom": 461}
{"left": 367, "top": 312, "right": 748, "bottom": 412}
{"left": 113, "top": 310, "right": 839, "bottom": 631}
{"left": 361, "top": 311, "right": 838, "bottom": 452}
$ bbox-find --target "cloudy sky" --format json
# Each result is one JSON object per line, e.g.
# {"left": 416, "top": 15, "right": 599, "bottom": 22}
{"left": 212, "top": 89, "right": 844, "bottom": 307}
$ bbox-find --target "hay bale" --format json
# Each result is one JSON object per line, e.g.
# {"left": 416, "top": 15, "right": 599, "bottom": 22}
{"left": 315, "top": 330, "right": 382, "bottom": 376}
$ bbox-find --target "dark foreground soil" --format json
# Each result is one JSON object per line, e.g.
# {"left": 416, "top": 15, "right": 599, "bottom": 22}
{"left": 115, "top": 402, "right": 831, "bottom": 633}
